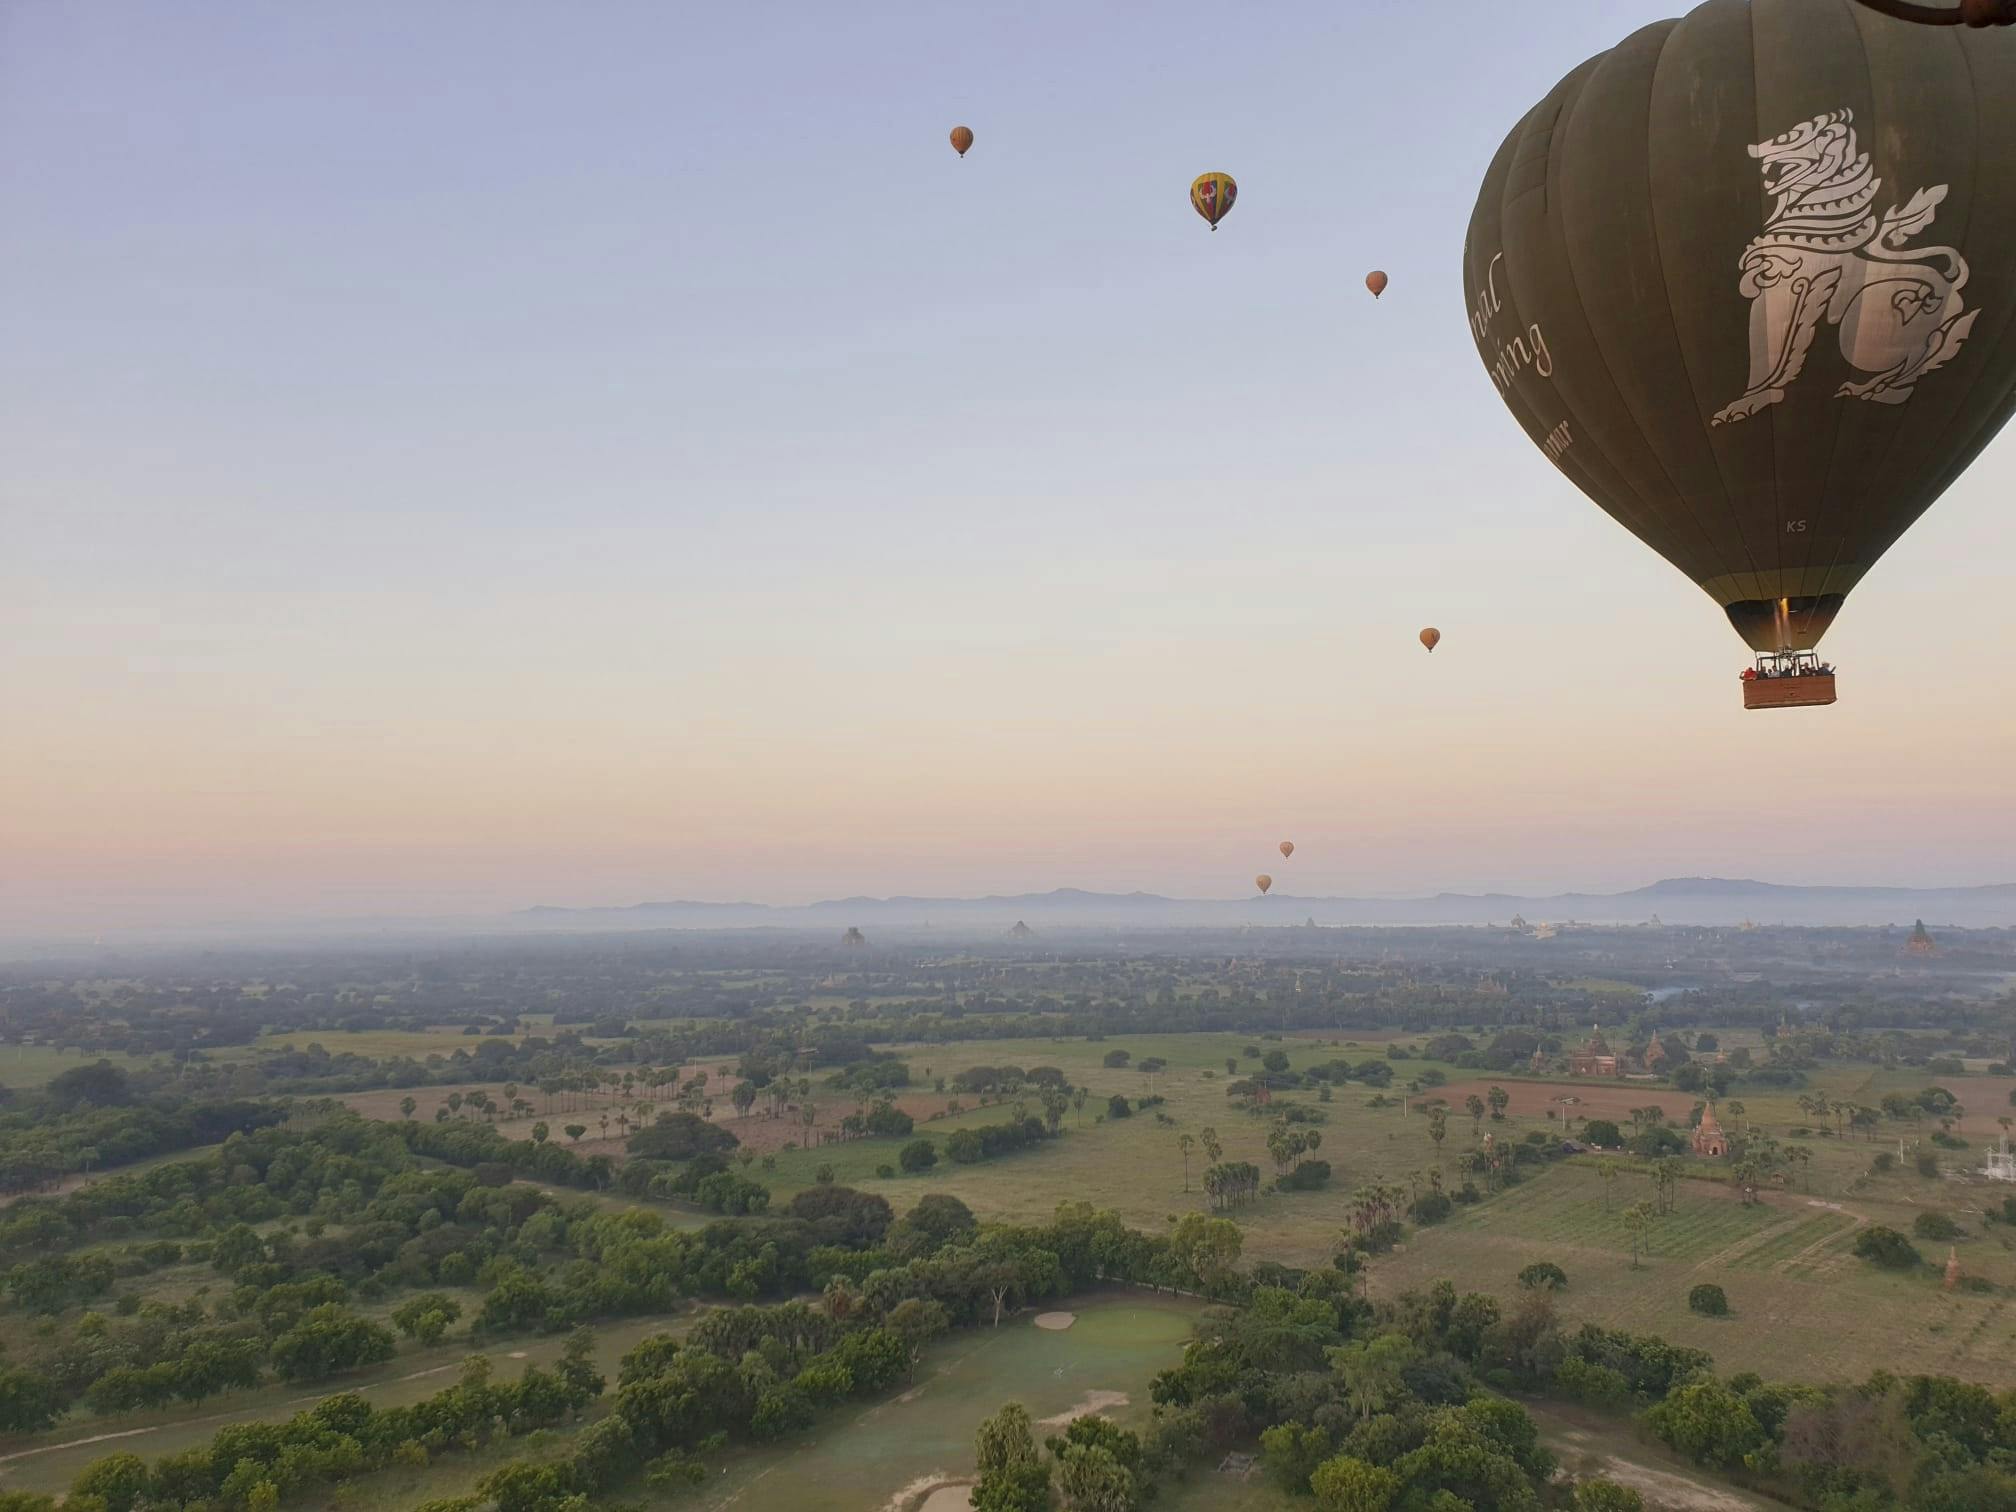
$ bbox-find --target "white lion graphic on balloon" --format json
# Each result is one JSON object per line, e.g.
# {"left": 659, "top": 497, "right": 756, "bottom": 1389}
{"left": 1713, "top": 108, "right": 1979, "bottom": 426}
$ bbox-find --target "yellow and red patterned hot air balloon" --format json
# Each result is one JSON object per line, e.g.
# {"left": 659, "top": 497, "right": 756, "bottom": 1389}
{"left": 1190, "top": 172, "right": 1237, "bottom": 231}
{"left": 1279, "top": 841, "right": 1295, "bottom": 859}
{"left": 1420, "top": 627, "right": 1441, "bottom": 653}
{"left": 1254, "top": 873, "right": 1273, "bottom": 895}
{"left": 949, "top": 125, "right": 973, "bottom": 158}
{"left": 1366, "top": 270, "right": 1389, "bottom": 299}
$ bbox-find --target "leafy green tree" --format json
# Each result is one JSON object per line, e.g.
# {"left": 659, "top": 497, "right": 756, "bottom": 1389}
{"left": 1055, "top": 1441, "right": 1136, "bottom": 1512}
{"left": 1259, "top": 1421, "right": 1333, "bottom": 1494}
{"left": 1687, "top": 1284, "right": 1729, "bottom": 1317}
{"left": 1573, "top": 1481, "right": 1645, "bottom": 1512}
{"left": 899, "top": 1139, "right": 938, "bottom": 1174}
{"left": 1487, "top": 1086, "right": 1510, "bottom": 1121}
{"left": 1853, "top": 1225, "right": 1923, "bottom": 1270}
{"left": 0, "top": 1366, "right": 60, "bottom": 1435}
{"left": 71, "top": 1451, "right": 149, "bottom": 1512}
{"left": 976, "top": 1402, "right": 1041, "bottom": 1476}
{"left": 1643, "top": 1380, "right": 1765, "bottom": 1467}
{"left": 391, "top": 1292, "right": 464, "bottom": 1345}
{"left": 1310, "top": 1454, "right": 1399, "bottom": 1512}
{"left": 1518, "top": 1261, "right": 1566, "bottom": 1291}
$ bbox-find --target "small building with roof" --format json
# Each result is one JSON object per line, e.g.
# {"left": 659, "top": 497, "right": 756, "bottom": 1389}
{"left": 1568, "top": 1025, "right": 1623, "bottom": 1078}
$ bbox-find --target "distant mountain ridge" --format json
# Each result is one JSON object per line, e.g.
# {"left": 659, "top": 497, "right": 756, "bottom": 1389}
{"left": 516, "top": 878, "right": 2016, "bottom": 931}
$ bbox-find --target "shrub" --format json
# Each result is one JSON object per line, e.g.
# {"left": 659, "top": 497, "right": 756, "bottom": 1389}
{"left": 1915, "top": 1152, "right": 1941, "bottom": 1178}
{"left": 898, "top": 1139, "right": 938, "bottom": 1174}
{"left": 1409, "top": 1192, "right": 1454, "bottom": 1225}
{"left": 1687, "top": 1284, "right": 1729, "bottom": 1317}
{"left": 1912, "top": 1211, "right": 1962, "bottom": 1241}
{"left": 1871, "top": 1151, "right": 1896, "bottom": 1173}
{"left": 1278, "top": 1160, "right": 1332, "bottom": 1192}
{"left": 1853, "top": 1225, "right": 1922, "bottom": 1270}
{"left": 875, "top": 1164, "right": 895, "bottom": 1180}
{"left": 1518, "top": 1262, "right": 1567, "bottom": 1291}
{"left": 1582, "top": 1119, "right": 1622, "bottom": 1148}
{"left": 1106, "top": 1095, "right": 1132, "bottom": 1120}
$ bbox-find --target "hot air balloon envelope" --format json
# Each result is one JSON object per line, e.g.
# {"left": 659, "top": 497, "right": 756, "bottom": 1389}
{"left": 1466, "top": 0, "right": 2016, "bottom": 660}
{"left": 1420, "top": 627, "right": 1441, "bottom": 653}
{"left": 1279, "top": 841, "right": 1295, "bottom": 859}
{"left": 1366, "top": 270, "right": 1389, "bottom": 298}
{"left": 1254, "top": 874, "right": 1273, "bottom": 894}
{"left": 950, "top": 125, "right": 973, "bottom": 158}
{"left": 1191, "top": 172, "right": 1238, "bottom": 230}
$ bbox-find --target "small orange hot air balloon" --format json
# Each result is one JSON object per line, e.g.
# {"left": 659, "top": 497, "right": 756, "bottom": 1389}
{"left": 1279, "top": 841, "right": 1295, "bottom": 859}
{"left": 1420, "top": 627, "right": 1441, "bottom": 653}
{"left": 949, "top": 126, "right": 973, "bottom": 158}
{"left": 1366, "top": 270, "right": 1389, "bottom": 299}
{"left": 1255, "top": 874, "right": 1273, "bottom": 895}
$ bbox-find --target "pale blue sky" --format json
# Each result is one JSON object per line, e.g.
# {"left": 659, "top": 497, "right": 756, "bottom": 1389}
{"left": 4, "top": 2, "right": 2012, "bottom": 932}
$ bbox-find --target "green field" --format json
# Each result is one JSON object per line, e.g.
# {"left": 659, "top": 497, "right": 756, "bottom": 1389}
{"left": 724, "top": 1033, "right": 2016, "bottom": 1386}
{"left": 0, "top": 1044, "right": 161, "bottom": 1091}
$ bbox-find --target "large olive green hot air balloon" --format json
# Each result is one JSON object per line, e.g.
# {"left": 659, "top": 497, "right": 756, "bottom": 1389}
{"left": 1254, "top": 873, "right": 1273, "bottom": 895}
{"left": 1191, "top": 172, "right": 1237, "bottom": 230}
{"left": 1466, "top": 0, "right": 2016, "bottom": 708}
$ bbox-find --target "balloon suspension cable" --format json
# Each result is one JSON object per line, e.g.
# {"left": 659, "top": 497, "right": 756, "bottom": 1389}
{"left": 1851, "top": 0, "right": 2016, "bottom": 22}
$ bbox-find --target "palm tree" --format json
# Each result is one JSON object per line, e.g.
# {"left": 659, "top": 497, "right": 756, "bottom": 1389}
{"left": 1623, "top": 1201, "right": 1654, "bottom": 1269}
{"left": 598, "top": 1114, "right": 610, "bottom": 1139}
{"left": 1072, "top": 1088, "right": 1088, "bottom": 1124}
{"left": 1598, "top": 1158, "right": 1618, "bottom": 1211}
{"left": 1178, "top": 1133, "right": 1195, "bottom": 1192}
{"left": 1201, "top": 1127, "right": 1223, "bottom": 1165}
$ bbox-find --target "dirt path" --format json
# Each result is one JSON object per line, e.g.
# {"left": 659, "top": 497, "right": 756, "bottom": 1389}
{"left": 1532, "top": 1401, "right": 1772, "bottom": 1512}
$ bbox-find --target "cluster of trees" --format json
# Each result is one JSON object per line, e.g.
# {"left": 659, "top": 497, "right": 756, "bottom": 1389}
{"left": 51, "top": 1337, "right": 603, "bottom": 1512}
{"left": 1641, "top": 1362, "right": 2016, "bottom": 1508}
{"left": 0, "top": 1063, "right": 282, "bottom": 1195}
{"left": 947, "top": 1113, "right": 1056, "bottom": 1166}
{"left": 352, "top": 1199, "right": 1251, "bottom": 1512}
{"left": 971, "top": 1402, "right": 1157, "bottom": 1512}
{"left": 1202, "top": 1162, "right": 1263, "bottom": 1210}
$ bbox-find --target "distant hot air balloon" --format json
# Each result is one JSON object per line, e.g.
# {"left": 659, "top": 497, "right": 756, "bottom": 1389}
{"left": 1279, "top": 841, "right": 1295, "bottom": 859}
{"left": 1190, "top": 172, "right": 1237, "bottom": 231}
{"left": 949, "top": 125, "right": 973, "bottom": 158}
{"left": 1254, "top": 874, "right": 1273, "bottom": 895}
{"left": 1366, "top": 270, "right": 1389, "bottom": 299}
{"left": 1467, "top": 0, "right": 2016, "bottom": 709}
{"left": 1419, "top": 627, "right": 1441, "bottom": 653}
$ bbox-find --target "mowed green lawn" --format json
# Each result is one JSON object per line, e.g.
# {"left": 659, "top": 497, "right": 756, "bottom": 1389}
{"left": 689, "top": 1296, "right": 1197, "bottom": 1512}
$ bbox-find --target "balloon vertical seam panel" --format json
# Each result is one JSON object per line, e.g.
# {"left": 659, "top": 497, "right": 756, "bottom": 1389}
{"left": 1467, "top": 0, "right": 2016, "bottom": 654}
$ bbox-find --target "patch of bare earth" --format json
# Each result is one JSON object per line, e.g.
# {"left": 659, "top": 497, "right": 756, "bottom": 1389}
{"left": 1037, "top": 1391, "right": 1129, "bottom": 1428}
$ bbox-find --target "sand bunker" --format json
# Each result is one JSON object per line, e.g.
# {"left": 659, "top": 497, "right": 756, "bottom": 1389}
{"left": 883, "top": 1476, "right": 973, "bottom": 1512}
{"left": 1033, "top": 1311, "right": 1076, "bottom": 1331}
{"left": 1038, "top": 1390, "right": 1129, "bottom": 1428}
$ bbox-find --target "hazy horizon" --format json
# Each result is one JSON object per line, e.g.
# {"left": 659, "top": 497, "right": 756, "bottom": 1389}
{"left": 9, "top": 0, "right": 2014, "bottom": 935}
